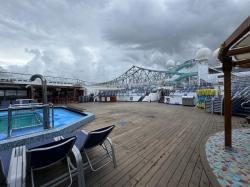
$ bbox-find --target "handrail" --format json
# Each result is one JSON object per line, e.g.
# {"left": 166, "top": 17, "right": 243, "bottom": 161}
{"left": 231, "top": 86, "right": 250, "bottom": 110}
{"left": 9, "top": 103, "right": 49, "bottom": 109}
{"left": 49, "top": 102, "right": 54, "bottom": 129}
{"left": 16, "top": 99, "right": 36, "bottom": 102}
{"left": 7, "top": 107, "right": 12, "bottom": 138}
{"left": 241, "top": 99, "right": 250, "bottom": 109}
{"left": 231, "top": 86, "right": 249, "bottom": 100}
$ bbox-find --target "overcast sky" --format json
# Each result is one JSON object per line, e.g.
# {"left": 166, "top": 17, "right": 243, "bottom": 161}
{"left": 0, "top": 0, "right": 249, "bottom": 82}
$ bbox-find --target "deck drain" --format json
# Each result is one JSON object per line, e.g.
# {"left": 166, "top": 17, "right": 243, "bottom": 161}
{"left": 147, "top": 115, "right": 155, "bottom": 118}
{"left": 119, "top": 121, "right": 126, "bottom": 125}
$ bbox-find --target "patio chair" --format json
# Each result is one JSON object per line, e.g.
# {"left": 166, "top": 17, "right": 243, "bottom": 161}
{"left": 12, "top": 100, "right": 20, "bottom": 105}
{"left": 15, "top": 100, "right": 29, "bottom": 105}
{"left": 21, "top": 100, "right": 29, "bottom": 104}
{"left": 0, "top": 100, "right": 10, "bottom": 109}
{"left": 63, "top": 125, "right": 116, "bottom": 171}
{"left": 26, "top": 136, "right": 78, "bottom": 187}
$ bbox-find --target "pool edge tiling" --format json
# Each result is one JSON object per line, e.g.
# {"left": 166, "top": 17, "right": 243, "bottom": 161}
{"left": 205, "top": 129, "right": 250, "bottom": 186}
{"left": 0, "top": 111, "right": 95, "bottom": 151}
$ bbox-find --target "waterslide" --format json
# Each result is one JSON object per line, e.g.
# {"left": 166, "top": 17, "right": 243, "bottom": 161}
{"left": 165, "top": 61, "right": 197, "bottom": 85}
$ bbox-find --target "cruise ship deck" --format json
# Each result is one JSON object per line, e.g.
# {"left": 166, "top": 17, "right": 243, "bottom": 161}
{"left": 16, "top": 102, "right": 247, "bottom": 187}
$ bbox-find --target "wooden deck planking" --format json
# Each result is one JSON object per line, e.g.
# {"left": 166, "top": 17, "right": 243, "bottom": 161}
{"left": 199, "top": 169, "right": 210, "bottom": 187}
{"left": 22, "top": 102, "right": 249, "bottom": 187}
{"left": 164, "top": 114, "right": 211, "bottom": 187}
{"left": 108, "top": 116, "right": 195, "bottom": 187}
{"left": 149, "top": 110, "right": 209, "bottom": 187}
{"left": 176, "top": 111, "right": 213, "bottom": 187}
{"left": 87, "top": 118, "right": 185, "bottom": 186}
{"left": 128, "top": 121, "right": 195, "bottom": 187}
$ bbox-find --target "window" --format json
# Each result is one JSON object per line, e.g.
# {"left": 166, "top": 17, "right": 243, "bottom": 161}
{"left": 17, "top": 90, "right": 27, "bottom": 97}
{"left": 0, "top": 90, "right": 4, "bottom": 99}
{"left": 0, "top": 90, "right": 4, "bottom": 97}
{"left": 6, "top": 90, "right": 16, "bottom": 96}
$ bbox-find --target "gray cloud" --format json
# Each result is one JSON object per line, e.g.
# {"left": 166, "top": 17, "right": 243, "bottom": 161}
{"left": 0, "top": 0, "right": 249, "bottom": 82}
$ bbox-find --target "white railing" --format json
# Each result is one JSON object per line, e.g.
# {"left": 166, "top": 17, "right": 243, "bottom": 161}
{"left": 0, "top": 71, "right": 85, "bottom": 86}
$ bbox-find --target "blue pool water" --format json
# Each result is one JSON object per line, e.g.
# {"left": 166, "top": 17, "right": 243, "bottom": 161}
{"left": 0, "top": 113, "right": 41, "bottom": 133}
{"left": 0, "top": 108, "right": 86, "bottom": 140}
{"left": 37, "top": 108, "right": 85, "bottom": 128}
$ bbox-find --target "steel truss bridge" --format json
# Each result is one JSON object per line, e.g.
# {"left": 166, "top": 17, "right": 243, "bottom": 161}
{"left": 94, "top": 66, "right": 166, "bottom": 87}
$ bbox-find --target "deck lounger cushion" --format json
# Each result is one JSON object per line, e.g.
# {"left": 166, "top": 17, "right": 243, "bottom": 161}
{"left": 0, "top": 100, "right": 10, "bottom": 109}
{"left": 21, "top": 100, "right": 29, "bottom": 104}
{"left": 0, "top": 149, "right": 12, "bottom": 184}
{"left": 26, "top": 137, "right": 57, "bottom": 150}
{"left": 63, "top": 131, "right": 88, "bottom": 150}
{"left": 12, "top": 100, "right": 17, "bottom": 105}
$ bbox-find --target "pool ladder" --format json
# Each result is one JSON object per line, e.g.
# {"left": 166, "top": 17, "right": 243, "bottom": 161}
{"left": 7, "top": 103, "right": 54, "bottom": 138}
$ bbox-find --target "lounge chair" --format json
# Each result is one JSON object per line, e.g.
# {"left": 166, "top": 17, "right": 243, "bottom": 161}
{"left": 26, "top": 136, "right": 79, "bottom": 187}
{"left": 0, "top": 137, "right": 62, "bottom": 186}
{"left": 0, "top": 100, "right": 10, "bottom": 109}
{"left": 63, "top": 125, "right": 116, "bottom": 172}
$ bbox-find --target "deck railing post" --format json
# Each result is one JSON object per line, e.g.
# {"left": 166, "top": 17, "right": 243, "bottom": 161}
{"left": 51, "top": 103, "right": 54, "bottom": 128}
{"left": 7, "top": 106, "right": 12, "bottom": 138}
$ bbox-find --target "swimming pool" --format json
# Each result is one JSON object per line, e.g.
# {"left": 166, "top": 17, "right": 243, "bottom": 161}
{"left": 0, "top": 106, "right": 95, "bottom": 151}
{"left": 0, "top": 108, "right": 88, "bottom": 138}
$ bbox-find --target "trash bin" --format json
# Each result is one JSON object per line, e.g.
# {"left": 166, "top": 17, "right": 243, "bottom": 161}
{"left": 83, "top": 96, "right": 88, "bottom": 102}
{"left": 187, "top": 96, "right": 194, "bottom": 106}
{"left": 182, "top": 96, "right": 187, "bottom": 105}
{"left": 78, "top": 96, "right": 83, "bottom": 103}
{"left": 182, "top": 96, "right": 194, "bottom": 106}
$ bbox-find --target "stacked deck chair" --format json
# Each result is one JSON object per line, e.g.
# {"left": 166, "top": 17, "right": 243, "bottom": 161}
{"left": 62, "top": 125, "right": 117, "bottom": 185}
{"left": 0, "top": 100, "right": 10, "bottom": 109}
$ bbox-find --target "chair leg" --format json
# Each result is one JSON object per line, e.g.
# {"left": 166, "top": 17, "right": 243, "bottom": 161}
{"left": 30, "top": 167, "right": 35, "bottom": 187}
{"left": 84, "top": 148, "right": 112, "bottom": 171}
{"left": 107, "top": 137, "right": 117, "bottom": 168}
{"left": 66, "top": 156, "right": 73, "bottom": 187}
{"left": 71, "top": 146, "right": 85, "bottom": 187}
